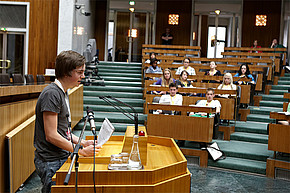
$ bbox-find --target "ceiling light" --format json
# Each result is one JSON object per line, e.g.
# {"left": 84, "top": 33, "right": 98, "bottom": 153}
{"left": 215, "top": 9, "right": 221, "bottom": 15}
{"left": 129, "top": 1, "right": 135, "bottom": 6}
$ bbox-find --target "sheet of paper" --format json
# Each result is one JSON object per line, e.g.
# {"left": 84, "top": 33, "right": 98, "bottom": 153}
{"left": 97, "top": 118, "right": 115, "bottom": 146}
{"left": 207, "top": 142, "right": 223, "bottom": 161}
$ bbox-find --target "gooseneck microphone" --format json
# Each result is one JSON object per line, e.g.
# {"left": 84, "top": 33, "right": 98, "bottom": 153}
{"left": 86, "top": 107, "right": 96, "bottom": 135}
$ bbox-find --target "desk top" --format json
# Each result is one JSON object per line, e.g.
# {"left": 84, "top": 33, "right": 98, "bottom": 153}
{"left": 0, "top": 84, "right": 47, "bottom": 97}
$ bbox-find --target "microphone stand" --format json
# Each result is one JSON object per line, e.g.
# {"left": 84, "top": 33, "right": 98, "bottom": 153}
{"left": 64, "top": 115, "right": 88, "bottom": 193}
{"left": 99, "top": 96, "right": 139, "bottom": 135}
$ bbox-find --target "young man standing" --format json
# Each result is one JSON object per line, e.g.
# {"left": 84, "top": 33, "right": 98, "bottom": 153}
{"left": 34, "top": 50, "right": 102, "bottom": 193}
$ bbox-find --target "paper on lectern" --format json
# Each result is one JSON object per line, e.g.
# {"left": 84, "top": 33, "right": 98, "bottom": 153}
{"left": 97, "top": 118, "right": 115, "bottom": 146}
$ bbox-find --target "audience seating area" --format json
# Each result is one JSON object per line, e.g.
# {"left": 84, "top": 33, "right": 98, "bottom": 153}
{"left": 142, "top": 44, "right": 289, "bottom": 178}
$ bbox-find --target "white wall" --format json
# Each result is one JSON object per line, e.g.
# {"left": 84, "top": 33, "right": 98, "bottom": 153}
{"left": 58, "top": 0, "right": 96, "bottom": 54}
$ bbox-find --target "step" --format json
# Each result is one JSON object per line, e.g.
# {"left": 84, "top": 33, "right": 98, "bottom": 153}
{"left": 98, "top": 68, "right": 141, "bottom": 74}
{"left": 213, "top": 140, "right": 272, "bottom": 162}
{"left": 259, "top": 100, "right": 284, "bottom": 108}
{"left": 260, "top": 94, "right": 288, "bottom": 102}
{"left": 249, "top": 106, "right": 283, "bottom": 115}
{"left": 269, "top": 90, "right": 287, "bottom": 95}
{"left": 230, "top": 132, "right": 268, "bottom": 144}
{"left": 279, "top": 76, "right": 290, "bottom": 81}
{"left": 98, "top": 65, "right": 142, "bottom": 70}
{"left": 99, "top": 61, "right": 142, "bottom": 67}
{"left": 83, "top": 85, "right": 143, "bottom": 93}
{"left": 101, "top": 76, "right": 142, "bottom": 82}
{"left": 234, "top": 121, "right": 268, "bottom": 134}
{"left": 82, "top": 111, "right": 147, "bottom": 124}
{"left": 74, "top": 121, "right": 136, "bottom": 132}
{"left": 84, "top": 97, "right": 144, "bottom": 107}
{"left": 83, "top": 105, "right": 144, "bottom": 113}
{"left": 246, "top": 114, "right": 275, "bottom": 123}
{"left": 103, "top": 81, "right": 142, "bottom": 87}
{"left": 99, "top": 72, "right": 142, "bottom": 78}
{"left": 271, "top": 85, "right": 290, "bottom": 90}
{"left": 208, "top": 157, "right": 266, "bottom": 175}
{"left": 278, "top": 80, "right": 290, "bottom": 85}
{"left": 83, "top": 91, "right": 143, "bottom": 99}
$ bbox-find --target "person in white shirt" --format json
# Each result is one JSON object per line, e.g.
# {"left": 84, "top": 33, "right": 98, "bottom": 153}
{"left": 175, "top": 58, "right": 196, "bottom": 75}
{"left": 189, "top": 88, "right": 221, "bottom": 139}
{"left": 157, "top": 83, "right": 182, "bottom": 114}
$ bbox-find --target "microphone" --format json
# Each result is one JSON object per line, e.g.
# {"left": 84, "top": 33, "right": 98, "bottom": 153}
{"left": 86, "top": 107, "right": 96, "bottom": 135}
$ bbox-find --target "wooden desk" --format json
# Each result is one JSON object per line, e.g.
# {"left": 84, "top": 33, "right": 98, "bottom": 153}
{"left": 267, "top": 112, "right": 290, "bottom": 178}
{"left": 284, "top": 93, "right": 290, "bottom": 100}
{"left": 51, "top": 133, "right": 191, "bottom": 193}
{"left": 147, "top": 104, "right": 215, "bottom": 143}
{"left": 0, "top": 84, "right": 47, "bottom": 97}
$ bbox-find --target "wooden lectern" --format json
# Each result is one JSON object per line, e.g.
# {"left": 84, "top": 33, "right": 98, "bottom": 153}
{"left": 51, "top": 126, "right": 191, "bottom": 192}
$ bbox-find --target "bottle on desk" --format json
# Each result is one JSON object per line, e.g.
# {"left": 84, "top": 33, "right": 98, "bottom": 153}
{"left": 127, "top": 134, "right": 142, "bottom": 170}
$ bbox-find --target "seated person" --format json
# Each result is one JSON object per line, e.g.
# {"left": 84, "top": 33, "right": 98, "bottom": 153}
{"left": 145, "top": 58, "right": 162, "bottom": 74}
{"left": 153, "top": 68, "right": 175, "bottom": 95}
{"left": 234, "top": 63, "right": 256, "bottom": 85}
{"left": 176, "top": 70, "right": 192, "bottom": 88}
{"left": 175, "top": 58, "right": 196, "bottom": 75}
{"left": 217, "top": 73, "right": 237, "bottom": 98}
{"left": 189, "top": 88, "right": 221, "bottom": 139}
{"left": 145, "top": 52, "right": 160, "bottom": 64}
{"left": 156, "top": 83, "right": 182, "bottom": 114}
{"left": 203, "top": 61, "right": 222, "bottom": 83}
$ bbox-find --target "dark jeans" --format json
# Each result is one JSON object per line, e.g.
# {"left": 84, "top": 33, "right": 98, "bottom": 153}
{"left": 34, "top": 154, "right": 67, "bottom": 193}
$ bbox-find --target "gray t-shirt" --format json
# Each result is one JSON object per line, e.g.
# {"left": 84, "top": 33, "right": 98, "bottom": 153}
{"left": 34, "top": 83, "right": 70, "bottom": 161}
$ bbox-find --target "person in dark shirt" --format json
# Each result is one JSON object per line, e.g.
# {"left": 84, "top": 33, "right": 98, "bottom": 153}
{"left": 34, "top": 50, "right": 102, "bottom": 193}
{"left": 161, "top": 28, "right": 173, "bottom": 45}
{"left": 203, "top": 61, "right": 222, "bottom": 83}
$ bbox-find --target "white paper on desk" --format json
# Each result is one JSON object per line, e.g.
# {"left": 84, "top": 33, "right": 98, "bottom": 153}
{"left": 97, "top": 118, "right": 115, "bottom": 146}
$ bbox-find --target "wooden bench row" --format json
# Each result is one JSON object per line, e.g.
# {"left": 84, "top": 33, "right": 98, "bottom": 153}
{"left": 144, "top": 86, "right": 237, "bottom": 121}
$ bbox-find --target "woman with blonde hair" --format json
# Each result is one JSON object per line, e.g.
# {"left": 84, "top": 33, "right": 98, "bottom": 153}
{"left": 153, "top": 68, "right": 175, "bottom": 94}
{"left": 217, "top": 73, "right": 237, "bottom": 98}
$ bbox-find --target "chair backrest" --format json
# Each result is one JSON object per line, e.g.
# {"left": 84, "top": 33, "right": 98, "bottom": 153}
{"left": 12, "top": 74, "right": 24, "bottom": 85}
{"left": 37, "top": 74, "right": 45, "bottom": 84}
{"left": 25, "top": 74, "right": 35, "bottom": 85}
{"left": 0, "top": 74, "right": 11, "bottom": 86}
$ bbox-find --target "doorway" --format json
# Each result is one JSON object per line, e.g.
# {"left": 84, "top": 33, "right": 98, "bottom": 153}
{"left": 207, "top": 26, "right": 227, "bottom": 58}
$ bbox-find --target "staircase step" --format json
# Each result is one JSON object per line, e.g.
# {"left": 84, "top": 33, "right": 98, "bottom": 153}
{"left": 259, "top": 100, "right": 284, "bottom": 108}
{"left": 83, "top": 91, "right": 143, "bottom": 99}
{"left": 82, "top": 111, "right": 147, "bottom": 124}
{"left": 101, "top": 76, "right": 142, "bottom": 82}
{"left": 278, "top": 80, "right": 290, "bottom": 85}
{"left": 84, "top": 97, "right": 144, "bottom": 107}
{"left": 98, "top": 65, "right": 142, "bottom": 70}
{"left": 230, "top": 132, "right": 268, "bottom": 144}
{"left": 249, "top": 106, "right": 283, "bottom": 115}
{"left": 83, "top": 85, "right": 143, "bottom": 93}
{"left": 260, "top": 94, "right": 288, "bottom": 102}
{"left": 98, "top": 68, "right": 141, "bottom": 74}
{"left": 269, "top": 90, "right": 287, "bottom": 95}
{"left": 271, "top": 85, "right": 290, "bottom": 90}
{"left": 83, "top": 105, "right": 144, "bottom": 113}
{"left": 103, "top": 81, "right": 142, "bottom": 87}
{"left": 246, "top": 114, "right": 275, "bottom": 123}
{"left": 284, "top": 73, "right": 290, "bottom": 77}
{"left": 99, "top": 61, "right": 142, "bottom": 67}
{"left": 208, "top": 157, "right": 266, "bottom": 175}
{"left": 100, "top": 72, "right": 142, "bottom": 78}
{"left": 234, "top": 121, "right": 268, "bottom": 134}
{"left": 279, "top": 76, "right": 290, "bottom": 81}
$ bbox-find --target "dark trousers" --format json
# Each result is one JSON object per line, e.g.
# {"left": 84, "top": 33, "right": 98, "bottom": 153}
{"left": 34, "top": 153, "right": 67, "bottom": 193}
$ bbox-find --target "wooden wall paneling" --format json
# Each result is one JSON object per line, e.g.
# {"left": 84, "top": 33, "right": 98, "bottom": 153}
{"left": 242, "top": 0, "right": 281, "bottom": 47}
{"left": 0, "top": 99, "right": 37, "bottom": 192}
{"left": 132, "top": 12, "right": 146, "bottom": 62}
{"left": 95, "top": 0, "right": 107, "bottom": 61}
{"left": 156, "top": 0, "right": 192, "bottom": 45}
{"left": 6, "top": 115, "right": 36, "bottom": 193}
{"left": 0, "top": 0, "right": 59, "bottom": 78}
